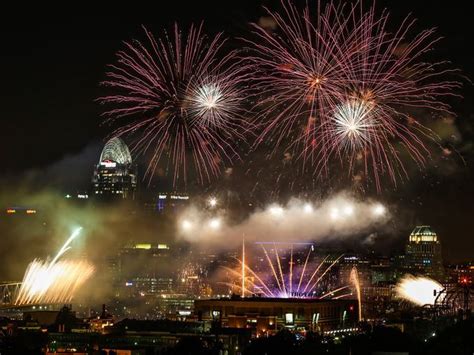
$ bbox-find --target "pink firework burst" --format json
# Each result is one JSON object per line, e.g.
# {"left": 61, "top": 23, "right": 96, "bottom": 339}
{"left": 245, "top": 1, "right": 357, "bottom": 165}
{"left": 99, "top": 24, "right": 250, "bottom": 185}
{"left": 246, "top": 1, "right": 461, "bottom": 190}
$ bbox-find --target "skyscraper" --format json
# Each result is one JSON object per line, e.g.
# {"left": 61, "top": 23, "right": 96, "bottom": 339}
{"left": 92, "top": 138, "right": 137, "bottom": 200}
{"left": 405, "top": 225, "right": 444, "bottom": 281}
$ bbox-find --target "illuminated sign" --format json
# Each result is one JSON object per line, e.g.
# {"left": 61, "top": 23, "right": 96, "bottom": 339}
{"left": 125, "top": 282, "right": 133, "bottom": 287}
{"left": 178, "top": 310, "right": 191, "bottom": 316}
{"left": 157, "top": 244, "right": 169, "bottom": 249}
{"left": 135, "top": 244, "right": 152, "bottom": 250}
{"left": 26, "top": 209, "right": 37, "bottom": 214}
{"left": 170, "top": 195, "right": 189, "bottom": 200}
{"left": 285, "top": 313, "right": 294, "bottom": 324}
{"left": 77, "top": 194, "right": 89, "bottom": 199}
{"left": 100, "top": 160, "right": 117, "bottom": 168}
{"left": 158, "top": 193, "right": 190, "bottom": 200}
{"left": 6, "top": 209, "right": 16, "bottom": 214}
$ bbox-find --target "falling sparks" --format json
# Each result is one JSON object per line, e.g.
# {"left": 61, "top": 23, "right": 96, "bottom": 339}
{"left": 100, "top": 24, "right": 251, "bottom": 185}
{"left": 395, "top": 275, "right": 444, "bottom": 306}
{"left": 226, "top": 242, "right": 347, "bottom": 299}
{"left": 245, "top": 0, "right": 460, "bottom": 190}
{"left": 15, "top": 260, "right": 95, "bottom": 306}
{"left": 14, "top": 228, "right": 95, "bottom": 306}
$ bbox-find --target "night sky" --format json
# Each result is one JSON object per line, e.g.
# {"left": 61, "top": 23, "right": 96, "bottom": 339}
{"left": 0, "top": 1, "right": 473, "bottom": 261}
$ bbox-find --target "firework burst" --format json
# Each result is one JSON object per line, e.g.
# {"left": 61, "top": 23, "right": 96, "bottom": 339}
{"left": 245, "top": 1, "right": 353, "bottom": 164}
{"left": 246, "top": 1, "right": 460, "bottom": 190}
{"left": 100, "top": 24, "right": 250, "bottom": 185}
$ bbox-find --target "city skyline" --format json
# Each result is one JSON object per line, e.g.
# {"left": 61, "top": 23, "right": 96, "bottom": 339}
{"left": 0, "top": 2, "right": 473, "bottom": 353}
{"left": 0, "top": 1, "right": 473, "bottom": 262}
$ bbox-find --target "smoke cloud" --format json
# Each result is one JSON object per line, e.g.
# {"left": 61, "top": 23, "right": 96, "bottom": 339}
{"left": 177, "top": 192, "right": 390, "bottom": 248}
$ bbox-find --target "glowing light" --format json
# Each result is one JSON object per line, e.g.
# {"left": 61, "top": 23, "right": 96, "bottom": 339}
{"left": 342, "top": 204, "right": 354, "bottom": 216}
{"left": 209, "top": 218, "right": 221, "bottom": 230}
{"left": 269, "top": 206, "right": 284, "bottom": 217}
{"left": 330, "top": 208, "right": 340, "bottom": 220}
{"left": 135, "top": 243, "right": 152, "bottom": 249}
{"left": 189, "top": 83, "right": 226, "bottom": 125}
{"left": 332, "top": 100, "right": 374, "bottom": 151}
{"left": 181, "top": 220, "right": 193, "bottom": 231}
{"left": 208, "top": 197, "right": 217, "bottom": 208}
{"left": 304, "top": 203, "right": 313, "bottom": 213}
{"left": 395, "top": 275, "right": 443, "bottom": 306}
{"left": 372, "top": 204, "right": 386, "bottom": 217}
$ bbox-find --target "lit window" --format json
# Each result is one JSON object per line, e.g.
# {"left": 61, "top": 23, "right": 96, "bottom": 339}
{"left": 285, "top": 313, "right": 294, "bottom": 324}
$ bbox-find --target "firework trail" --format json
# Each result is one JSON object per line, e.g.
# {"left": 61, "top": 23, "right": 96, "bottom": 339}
{"left": 395, "top": 275, "right": 444, "bottom": 306}
{"left": 350, "top": 266, "right": 362, "bottom": 321}
{"left": 100, "top": 24, "right": 251, "bottom": 185}
{"left": 226, "top": 243, "right": 346, "bottom": 299}
{"left": 246, "top": 1, "right": 460, "bottom": 190}
{"left": 15, "top": 228, "right": 95, "bottom": 306}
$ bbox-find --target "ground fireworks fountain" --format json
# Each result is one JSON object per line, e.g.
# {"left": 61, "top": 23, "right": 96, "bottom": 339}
{"left": 350, "top": 266, "right": 362, "bottom": 321}
{"left": 14, "top": 228, "right": 95, "bottom": 306}
{"left": 222, "top": 242, "right": 351, "bottom": 300}
{"left": 395, "top": 275, "right": 444, "bottom": 306}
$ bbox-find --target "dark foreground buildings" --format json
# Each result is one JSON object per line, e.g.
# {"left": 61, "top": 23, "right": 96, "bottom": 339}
{"left": 195, "top": 297, "right": 359, "bottom": 336}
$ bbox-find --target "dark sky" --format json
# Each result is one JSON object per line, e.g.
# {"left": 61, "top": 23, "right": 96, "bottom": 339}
{"left": 0, "top": 1, "right": 473, "bottom": 261}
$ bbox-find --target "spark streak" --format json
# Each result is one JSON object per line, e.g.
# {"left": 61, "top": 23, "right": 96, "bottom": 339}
{"left": 395, "top": 275, "right": 443, "bottom": 306}
{"left": 15, "top": 228, "right": 94, "bottom": 306}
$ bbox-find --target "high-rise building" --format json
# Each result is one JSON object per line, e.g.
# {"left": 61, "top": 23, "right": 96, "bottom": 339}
{"left": 156, "top": 192, "right": 190, "bottom": 213}
{"left": 92, "top": 138, "right": 137, "bottom": 200}
{"left": 405, "top": 225, "right": 444, "bottom": 281}
{"left": 118, "top": 243, "right": 174, "bottom": 297}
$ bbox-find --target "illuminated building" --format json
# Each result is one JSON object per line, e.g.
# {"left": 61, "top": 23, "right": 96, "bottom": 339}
{"left": 64, "top": 192, "right": 89, "bottom": 201}
{"left": 405, "top": 225, "right": 444, "bottom": 281}
{"left": 194, "top": 297, "right": 358, "bottom": 336}
{"left": 92, "top": 137, "right": 137, "bottom": 200}
{"left": 446, "top": 263, "right": 474, "bottom": 284}
{"left": 118, "top": 243, "right": 174, "bottom": 297}
{"left": 156, "top": 192, "right": 190, "bottom": 213}
{"left": 3, "top": 207, "right": 38, "bottom": 215}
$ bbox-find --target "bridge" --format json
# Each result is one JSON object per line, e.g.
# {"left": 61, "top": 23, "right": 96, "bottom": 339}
{"left": 0, "top": 282, "right": 21, "bottom": 307}
{"left": 434, "top": 281, "right": 474, "bottom": 317}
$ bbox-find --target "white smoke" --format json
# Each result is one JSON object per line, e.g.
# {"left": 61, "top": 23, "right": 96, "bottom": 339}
{"left": 177, "top": 191, "right": 389, "bottom": 247}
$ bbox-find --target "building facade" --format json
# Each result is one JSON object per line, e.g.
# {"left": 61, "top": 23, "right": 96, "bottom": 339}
{"left": 92, "top": 137, "right": 137, "bottom": 200}
{"left": 405, "top": 225, "right": 444, "bottom": 281}
{"left": 194, "top": 297, "right": 359, "bottom": 336}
